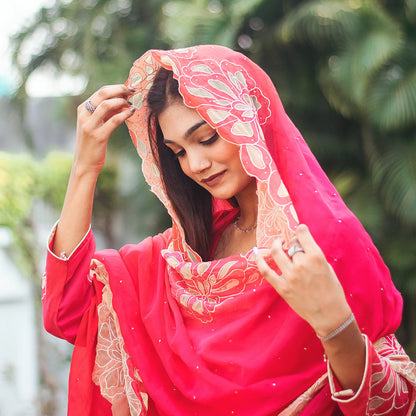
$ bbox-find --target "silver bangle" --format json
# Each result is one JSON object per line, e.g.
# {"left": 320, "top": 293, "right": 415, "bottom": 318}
{"left": 317, "top": 314, "right": 355, "bottom": 342}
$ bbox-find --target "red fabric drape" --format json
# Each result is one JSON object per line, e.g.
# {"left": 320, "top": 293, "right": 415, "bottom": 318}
{"left": 65, "top": 45, "right": 403, "bottom": 415}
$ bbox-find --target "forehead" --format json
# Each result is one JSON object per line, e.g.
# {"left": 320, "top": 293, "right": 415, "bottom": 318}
{"left": 158, "top": 102, "right": 207, "bottom": 143}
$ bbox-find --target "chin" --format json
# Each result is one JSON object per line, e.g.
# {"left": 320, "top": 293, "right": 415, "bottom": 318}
{"left": 208, "top": 192, "right": 235, "bottom": 200}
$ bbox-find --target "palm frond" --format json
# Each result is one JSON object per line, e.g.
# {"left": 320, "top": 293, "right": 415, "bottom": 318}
{"left": 371, "top": 140, "right": 416, "bottom": 226}
{"left": 318, "top": 26, "right": 402, "bottom": 113}
{"left": 367, "top": 50, "right": 416, "bottom": 131}
{"left": 318, "top": 56, "right": 363, "bottom": 118}
{"left": 277, "top": 0, "right": 361, "bottom": 47}
{"left": 282, "top": 0, "right": 403, "bottom": 121}
{"left": 161, "top": 0, "right": 263, "bottom": 47}
{"left": 381, "top": 232, "right": 416, "bottom": 295}
{"left": 161, "top": 1, "right": 232, "bottom": 47}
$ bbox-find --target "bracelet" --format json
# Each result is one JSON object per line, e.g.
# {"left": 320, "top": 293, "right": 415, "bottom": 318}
{"left": 317, "top": 314, "right": 355, "bottom": 342}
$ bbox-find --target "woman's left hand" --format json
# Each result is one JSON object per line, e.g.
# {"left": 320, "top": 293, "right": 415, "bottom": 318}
{"left": 255, "top": 224, "right": 352, "bottom": 338}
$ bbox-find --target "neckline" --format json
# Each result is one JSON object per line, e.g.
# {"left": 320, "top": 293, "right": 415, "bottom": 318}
{"left": 210, "top": 209, "right": 257, "bottom": 261}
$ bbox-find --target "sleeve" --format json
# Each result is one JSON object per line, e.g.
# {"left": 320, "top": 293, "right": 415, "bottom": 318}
{"left": 327, "top": 334, "right": 416, "bottom": 415}
{"left": 42, "top": 222, "right": 96, "bottom": 344}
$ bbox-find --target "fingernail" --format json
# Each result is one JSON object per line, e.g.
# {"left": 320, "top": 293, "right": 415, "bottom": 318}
{"left": 253, "top": 246, "right": 258, "bottom": 256}
{"left": 127, "top": 100, "right": 133, "bottom": 105}
{"left": 130, "top": 107, "right": 136, "bottom": 112}
{"left": 128, "top": 87, "right": 135, "bottom": 92}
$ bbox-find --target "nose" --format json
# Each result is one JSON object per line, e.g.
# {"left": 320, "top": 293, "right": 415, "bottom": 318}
{"left": 187, "top": 149, "right": 211, "bottom": 174}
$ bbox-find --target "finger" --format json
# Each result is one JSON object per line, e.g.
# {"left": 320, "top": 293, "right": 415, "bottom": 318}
{"left": 295, "top": 224, "right": 322, "bottom": 255}
{"left": 255, "top": 249, "right": 285, "bottom": 293}
{"left": 92, "top": 97, "right": 132, "bottom": 121}
{"left": 88, "top": 85, "right": 135, "bottom": 108}
{"left": 102, "top": 107, "right": 136, "bottom": 132}
{"left": 270, "top": 237, "right": 292, "bottom": 272}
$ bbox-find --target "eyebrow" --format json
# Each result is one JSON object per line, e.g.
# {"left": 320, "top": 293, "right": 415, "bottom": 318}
{"left": 163, "top": 120, "right": 207, "bottom": 144}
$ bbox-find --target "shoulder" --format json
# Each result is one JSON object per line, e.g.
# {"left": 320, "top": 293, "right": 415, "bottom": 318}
{"left": 121, "top": 228, "right": 172, "bottom": 256}
{"left": 94, "top": 228, "right": 172, "bottom": 270}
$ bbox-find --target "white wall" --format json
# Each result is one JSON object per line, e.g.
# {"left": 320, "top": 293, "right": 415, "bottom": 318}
{"left": 0, "top": 229, "right": 39, "bottom": 415}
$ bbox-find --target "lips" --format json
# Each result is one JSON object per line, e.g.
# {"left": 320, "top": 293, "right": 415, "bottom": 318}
{"left": 201, "top": 170, "right": 226, "bottom": 187}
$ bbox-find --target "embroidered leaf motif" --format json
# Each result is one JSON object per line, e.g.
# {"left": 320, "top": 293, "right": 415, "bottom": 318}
{"left": 215, "top": 279, "right": 240, "bottom": 292}
{"left": 191, "top": 64, "right": 213, "bottom": 74}
{"left": 246, "top": 145, "right": 266, "bottom": 170}
{"left": 208, "top": 79, "right": 237, "bottom": 98}
{"left": 231, "top": 121, "right": 253, "bottom": 137}
{"left": 131, "top": 73, "right": 143, "bottom": 86}
{"left": 187, "top": 87, "right": 216, "bottom": 99}
{"left": 206, "top": 109, "right": 229, "bottom": 124}
{"left": 197, "top": 262, "right": 210, "bottom": 275}
{"left": 217, "top": 261, "right": 239, "bottom": 279}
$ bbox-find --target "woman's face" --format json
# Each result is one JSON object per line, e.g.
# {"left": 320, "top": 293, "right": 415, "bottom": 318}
{"left": 158, "top": 101, "right": 255, "bottom": 200}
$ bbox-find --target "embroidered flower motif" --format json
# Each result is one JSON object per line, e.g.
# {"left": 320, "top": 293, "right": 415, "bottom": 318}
{"left": 367, "top": 335, "right": 416, "bottom": 415}
{"left": 368, "top": 360, "right": 410, "bottom": 415}
{"left": 93, "top": 305, "right": 125, "bottom": 400}
{"left": 257, "top": 181, "right": 297, "bottom": 248}
{"left": 279, "top": 374, "right": 328, "bottom": 416}
{"left": 91, "top": 260, "right": 148, "bottom": 416}
{"left": 164, "top": 252, "right": 263, "bottom": 322}
{"left": 178, "top": 58, "right": 271, "bottom": 145}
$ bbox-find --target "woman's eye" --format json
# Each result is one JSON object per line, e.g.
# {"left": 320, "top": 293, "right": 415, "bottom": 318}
{"left": 174, "top": 149, "right": 186, "bottom": 159}
{"left": 201, "top": 133, "right": 218, "bottom": 146}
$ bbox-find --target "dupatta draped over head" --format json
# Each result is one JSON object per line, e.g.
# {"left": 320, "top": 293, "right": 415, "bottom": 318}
{"left": 78, "top": 45, "right": 403, "bottom": 415}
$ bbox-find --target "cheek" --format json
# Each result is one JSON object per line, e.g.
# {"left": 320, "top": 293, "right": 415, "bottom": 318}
{"left": 216, "top": 142, "right": 241, "bottom": 163}
{"left": 225, "top": 149, "right": 244, "bottom": 172}
{"left": 177, "top": 158, "right": 191, "bottom": 177}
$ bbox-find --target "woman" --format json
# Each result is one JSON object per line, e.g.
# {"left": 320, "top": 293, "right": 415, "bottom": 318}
{"left": 43, "top": 45, "right": 416, "bottom": 415}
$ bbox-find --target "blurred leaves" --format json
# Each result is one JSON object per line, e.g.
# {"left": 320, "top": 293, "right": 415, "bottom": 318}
{"left": 161, "top": 0, "right": 263, "bottom": 47}
{"left": 37, "top": 152, "right": 73, "bottom": 209}
{"left": 0, "top": 152, "right": 118, "bottom": 273}
{"left": 278, "top": 0, "right": 362, "bottom": 47}
{"left": 11, "top": 0, "right": 169, "bottom": 98}
{"left": 370, "top": 139, "right": 416, "bottom": 227}
{"left": 0, "top": 153, "right": 39, "bottom": 228}
{"left": 367, "top": 53, "right": 416, "bottom": 131}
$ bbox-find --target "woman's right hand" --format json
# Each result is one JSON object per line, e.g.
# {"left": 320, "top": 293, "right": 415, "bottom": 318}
{"left": 74, "top": 84, "right": 136, "bottom": 176}
{"left": 52, "top": 84, "right": 135, "bottom": 258}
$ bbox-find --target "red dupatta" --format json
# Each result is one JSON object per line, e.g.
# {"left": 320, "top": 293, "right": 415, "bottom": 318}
{"left": 72, "top": 45, "right": 403, "bottom": 415}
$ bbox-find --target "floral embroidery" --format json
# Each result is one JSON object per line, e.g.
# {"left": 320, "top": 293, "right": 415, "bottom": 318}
{"left": 163, "top": 249, "right": 263, "bottom": 322}
{"left": 257, "top": 180, "right": 298, "bottom": 248}
{"left": 91, "top": 260, "right": 148, "bottom": 416}
{"left": 178, "top": 58, "right": 271, "bottom": 138}
{"left": 366, "top": 335, "right": 416, "bottom": 415}
{"left": 278, "top": 374, "right": 328, "bottom": 416}
{"left": 367, "top": 360, "right": 410, "bottom": 415}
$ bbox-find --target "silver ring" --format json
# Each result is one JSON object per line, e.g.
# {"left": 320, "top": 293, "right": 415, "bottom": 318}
{"left": 85, "top": 99, "right": 96, "bottom": 113}
{"left": 288, "top": 245, "right": 304, "bottom": 258}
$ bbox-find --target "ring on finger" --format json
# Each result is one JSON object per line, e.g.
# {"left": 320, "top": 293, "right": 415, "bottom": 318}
{"left": 85, "top": 99, "right": 96, "bottom": 113}
{"left": 288, "top": 245, "right": 304, "bottom": 258}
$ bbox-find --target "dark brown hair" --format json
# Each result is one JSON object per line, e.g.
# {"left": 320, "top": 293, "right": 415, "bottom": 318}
{"left": 146, "top": 67, "right": 213, "bottom": 260}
